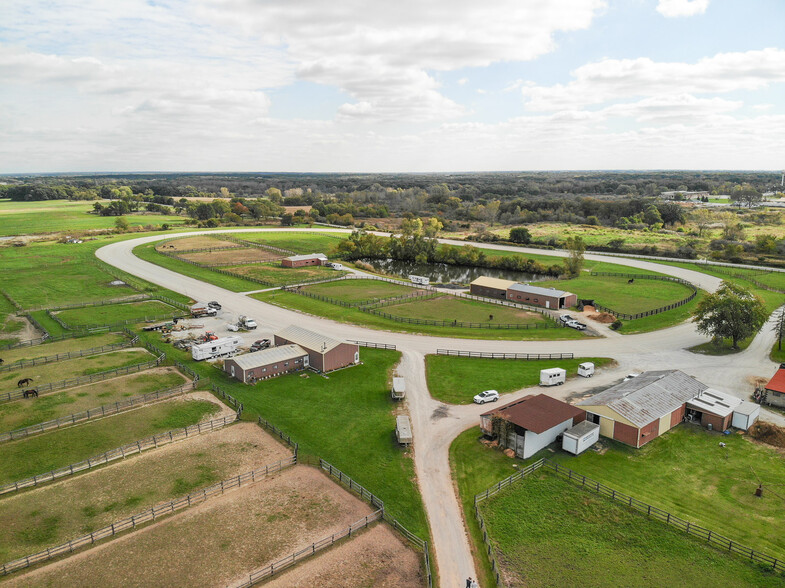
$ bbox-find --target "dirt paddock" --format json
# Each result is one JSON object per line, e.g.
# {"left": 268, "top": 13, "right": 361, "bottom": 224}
{"left": 156, "top": 236, "right": 239, "bottom": 252}
{"left": 8, "top": 466, "right": 374, "bottom": 587}
{"left": 180, "top": 247, "right": 282, "bottom": 265}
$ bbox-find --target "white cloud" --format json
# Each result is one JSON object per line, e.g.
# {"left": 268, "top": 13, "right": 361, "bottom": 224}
{"left": 656, "top": 0, "right": 710, "bottom": 18}
{"left": 521, "top": 49, "right": 785, "bottom": 111}
{"left": 457, "top": 78, "right": 468, "bottom": 86}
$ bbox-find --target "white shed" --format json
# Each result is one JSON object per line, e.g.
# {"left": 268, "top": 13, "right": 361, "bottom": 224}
{"left": 562, "top": 421, "right": 600, "bottom": 455}
{"left": 732, "top": 402, "right": 760, "bottom": 431}
{"left": 540, "top": 368, "right": 566, "bottom": 386}
{"left": 396, "top": 415, "right": 412, "bottom": 446}
{"left": 578, "top": 362, "right": 595, "bottom": 378}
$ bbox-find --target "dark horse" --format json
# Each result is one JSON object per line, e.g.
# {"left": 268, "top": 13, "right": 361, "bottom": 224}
{"left": 17, "top": 377, "right": 33, "bottom": 387}
{"left": 23, "top": 389, "right": 38, "bottom": 398}
{"left": 0, "top": 358, "right": 4, "bottom": 365}
{"left": 627, "top": 278, "right": 634, "bottom": 284}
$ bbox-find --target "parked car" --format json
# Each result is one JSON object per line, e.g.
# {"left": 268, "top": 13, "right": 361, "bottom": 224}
{"left": 250, "top": 339, "right": 271, "bottom": 352}
{"left": 560, "top": 315, "right": 574, "bottom": 324}
{"left": 566, "top": 320, "right": 587, "bottom": 331}
{"left": 473, "top": 390, "right": 500, "bottom": 404}
{"left": 207, "top": 301, "right": 222, "bottom": 310}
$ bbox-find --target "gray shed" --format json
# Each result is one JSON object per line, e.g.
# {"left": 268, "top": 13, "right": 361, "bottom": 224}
{"left": 396, "top": 415, "right": 412, "bottom": 446}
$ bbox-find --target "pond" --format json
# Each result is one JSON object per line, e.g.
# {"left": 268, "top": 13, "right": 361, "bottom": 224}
{"left": 357, "top": 258, "right": 549, "bottom": 285}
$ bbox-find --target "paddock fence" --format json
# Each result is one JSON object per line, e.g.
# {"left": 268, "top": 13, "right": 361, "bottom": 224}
{"left": 0, "top": 380, "right": 198, "bottom": 443}
{"left": 210, "top": 383, "right": 244, "bottom": 415}
{"left": 281, "top": 284, "right": 437, "bottom": 309}
{"left": 46, "top": 299, "right": 186, "bottom": 332}
{"left": 709, "top": 266, "right": 785, "bottom": 294}
{"left": 257, "top": 415, "right": 299, "bottom": 453}
{"left": 588, "top": 272, "right": 698, "bottom": 320}
{"left": 436, "top": 349, "right": 574, "bottom": 360}
{"left": 0, "top": 414, "right": 238, "bottom": 496}
{"left": 218, "top": 234, "right": 296, "bottom": 255}
{"left": 0, "top": 454, "right": 296, "bottom": 577}
{"left": 364, "top": 308, "right": 559, "bottom": 330}
{"left": 348, "top": 340, "right": 397, "bottom": 350}
{"left": 25, "top": 312, "right": 50, "bottom": 339}
{"left": 22, "top": 294, "right": 152, "bottom": 314}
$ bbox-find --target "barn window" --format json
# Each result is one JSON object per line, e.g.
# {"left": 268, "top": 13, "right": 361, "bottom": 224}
{"left": 284, "top": 362, "right": 289, "bottom": 367}
{"left": 773, "top": 391, "right": 783, "bottom": 397}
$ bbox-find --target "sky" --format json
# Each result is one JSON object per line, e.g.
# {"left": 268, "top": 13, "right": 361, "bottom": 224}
{"left": 1, "top": 0, "right": 784, "bottom": 173}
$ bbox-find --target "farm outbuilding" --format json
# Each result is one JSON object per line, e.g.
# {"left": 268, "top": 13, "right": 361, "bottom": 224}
{"left": 274, "top": 325, "right": 359, "bottom": 373}
{"left": 281, "top": 253, "right": 328, "bottom": 268}
{"left": 686, "top": 388, "right": 742, "bottom": 431}
{"left": 731, "top": 402, "right": 760, "bottom": 431}
{"left": 506, "top": 283, "right": 577, "bottom": 309}
{"left": 480, "top": 394, "right": 586, "bottom": 459}
{"left": 469, "top": 276, "right": 516, "bottom": 299}
{"left": 562, "top": 420, "right": 600, "bottom": 455}
{"left": 223, "top": 344, "right": 309, "bottom": 383}
{"left": 578, "top": 370, "right": 707, "bottom": 448}
{"left": 760, "top": 364, "right": 785, "bottom": 409}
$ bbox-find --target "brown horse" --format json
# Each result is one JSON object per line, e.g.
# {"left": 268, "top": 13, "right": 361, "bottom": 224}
{"left": 17, "top": 378, "right": 33, "bottom": 387}
{"left": 23, "top": 389, "right": 38, "bottom": 398}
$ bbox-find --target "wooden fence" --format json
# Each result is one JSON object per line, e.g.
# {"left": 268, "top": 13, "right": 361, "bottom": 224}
{"left": 348, "top": 339, "right": 397, "bottom": 350}
{"left": 588, "top": 272, "right": 698, "bottom": 320}
{"left": 365, "top": 308, "right": 558, "bottom": 330}
{"left": 436, "top": 349, "right": 574, "bottom": 360}
{"left": 0, "top": 380, "right": 197, "bottom": 443}
{"left": 0, "top": 332, "right": 139, "bottom": 373}
{"left": 210, "top": 383, "right": 244, "bottom": 415}
{"left": 282, "top": 284, "right": 437, "bottom": 309}
{"left": 319, "top": 459, "right": 385, "bottom": 510}
{"left": 21, "top": 293, "right": 152, "bottom": 314}
{"left": 0, "top": 454, "right": 297, "bottom": 577}
{"left": 709, "top": 266, "right": 785, "bottom": 294}
{"left": 257, "top": 415, "right": 299, "bottom": 452}
{"left": 47, "top": 302, "right": 185, "bottom": 332}
{"left": 0, "top": 414, "right": 238, "bottom": 496}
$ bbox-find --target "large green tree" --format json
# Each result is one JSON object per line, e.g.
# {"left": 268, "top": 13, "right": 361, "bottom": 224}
{"left": 563, "top": 236, "right": 585, "bottom": 278}
{"left": 692, "top": 281, "right": 768, "bottom": 349}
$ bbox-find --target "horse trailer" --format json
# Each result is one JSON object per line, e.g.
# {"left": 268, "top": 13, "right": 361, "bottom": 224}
{"left": 191, "top": 336, "right": 242, "bottom": 361}
{"left": 578, "top": 362, "right": 595, "bottom": 377}
{"left": 540, "top": 368, "right": 566, "bottom": 386}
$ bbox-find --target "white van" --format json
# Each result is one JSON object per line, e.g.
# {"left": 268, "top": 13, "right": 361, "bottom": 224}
{"left": 540, "top": 368, "right": 566, "bottom": 386}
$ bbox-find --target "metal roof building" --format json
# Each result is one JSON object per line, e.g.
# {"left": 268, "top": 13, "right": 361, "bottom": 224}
{"left": 469, "top": 276, "right": 517, "bottom": 299}
{"left": 506, "top": 283, "right": 577, "bottom": 310}
{"left": 274, "top": 325, "right": 359, "bottom": 372}
{"left": 223, "top": 344, "right": 309, "bottom": 383}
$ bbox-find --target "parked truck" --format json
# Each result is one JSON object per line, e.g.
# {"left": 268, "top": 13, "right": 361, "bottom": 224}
{"left": 191, "top": 336, "right": 242, "bottom": 361}
{"left": 190, "top": 303, "right": 217, "bottom": 318}
{"left": 227, "top": 315, "right": 258, "bottom": 331}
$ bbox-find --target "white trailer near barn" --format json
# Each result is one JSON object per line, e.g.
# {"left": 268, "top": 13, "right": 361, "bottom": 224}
{"left": 396, "top": 415, "right": 413, "bottom": 446}
{"left": 562, "top": 421, "right": 600, "bottom": 455}
{"left": 540, "top": 368, "right": 566, "bottom": 386}
{"left": 191, "top": 336, "right": 242, "bottom": 361}
{"left": 391, "top": 376, "right": 406, "bottom": 400}
{"left": 578, "top": 362, "right": 595, "bottom": 378}
{"left": 732, "top": 401, "right": 760, "bottom": 431}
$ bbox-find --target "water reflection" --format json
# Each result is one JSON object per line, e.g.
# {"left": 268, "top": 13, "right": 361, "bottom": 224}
{"left": 358, "top": 258, "right": 548, "bottom": 285}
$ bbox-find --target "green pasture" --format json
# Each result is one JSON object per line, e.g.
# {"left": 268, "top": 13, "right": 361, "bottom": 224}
{"left": 0, "top": 398, "right": 219, "bottom": 485}
{"left": 225, "top": 262, "right": 346, "bottom": 285}
{"left": 0, "top": 332, "right": 125, "bottom": 365}
{"left": 301, "top": 278, "right": 419, "bottom": 303}
{"left": 54, "top": 300, "right": 180, "bottom": 327}
{"left": 253, "top": 289, "right": 585, "bottom": 340}
{"left": 425, "top": 355, "right": 614, "bottom": 404}
{"left": 0, "top": 369, "right": 188, "bottom": 433}
{"left": 481, "top": 472, "right": 783, "bottom": 587}
{"left": 27, "top": 310, "right": 69, "bottom": 338}
{"left": 385, "top": 295, "right": 551, "bottom": 326}
{"left": 0, "top": 199, "right": 185, "bottom": 236}
{"left": 0, "top": 349, "right": 154, "bottom": 392}
{"left": 238, "top": 231, "right": 348, "bottom": 254}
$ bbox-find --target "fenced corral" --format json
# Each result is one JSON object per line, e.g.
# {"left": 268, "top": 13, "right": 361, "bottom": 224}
{"left": 365, "top": 307, "right": 558, "bottom": 330}
{"left": 0, "top": 414, "right": 238, "bottom": 496}
{"left": 217, "top": 234, "right": 296, "bottom": 256}
{"left": 0, "top": 329, "right": 104, "bottom": 352}
{"left": 229, "top": 510, "right": 384, "bottom": 588}
{"left": 710, "top": 266, "right": 785, "bottom": 294}
{"left": 0, "top": 331, "right": 139, "bottom": 373}
{"left": 383, "top": 517, "right": 433, "bottom": 588}
{"left": 0, "top": 454, "right": 297, "bottom": 577}
{"left": 257, "top": 415, "right": 299, "bottom": 453}
{"left": 588, "top": 272, "right": 698, "bottom": 320}
{"left": 319, "top": 459, "right": 385, "bottom": 510}
{"left": 0, "top": 380, "right": 197, "bottom": 443}
{"left": 348, "top": 339, "right": 397, "bottom": 350}
{"left": 25, "top": 312, "right": 50, "bottom": 339}
{"left": 282, "top": 284, "right": 437, "bottom": 309}
{"left": 211, "top": 383, "right": 244, "bottom": 415}
{"left": 46, "top": 299, "right": 186, "bottom": 332}
{"left": 174, "top": 360, "right": 201, "bottom": 384}
{"left": 22, "top": 293, "right": 152, "bottom": 314}
{"left": 474, "top": 459, "right": 785, "bottom": 587}
{"left": 436, "top": 349, "right": 574, "bottom": 360}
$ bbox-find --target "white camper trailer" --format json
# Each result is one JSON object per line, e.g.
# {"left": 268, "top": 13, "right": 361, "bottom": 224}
{"left": 540, "top": 368, "right": 566, "bottom": 386}
{"left": 191, "top": 336, "right": 242, "bottom": 361}
{"left": 409, "top": 275, "right": 430, "bottom": 286}
{"left": 578, "top": 362, "right": 595, "bottom": 378}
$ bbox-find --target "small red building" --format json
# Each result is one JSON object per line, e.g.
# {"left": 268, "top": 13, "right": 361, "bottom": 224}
{"left": 281, "top": 253, "right": 328, "bottom": 268}
{"left": 274, "top": 325, "right": 359, "bottom": 373}
{"left": 762, "top": 364, "right": 785, "bottom": 409}
{"left": 506, "top": 283, "right": 577, "bottom": 309}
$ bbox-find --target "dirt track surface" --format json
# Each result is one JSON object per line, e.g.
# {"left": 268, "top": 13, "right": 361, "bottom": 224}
{"left": 257, "top": 523, "right": 424, "bottom": 588}
{"left": 97, "top": 228, "right": 785, "bottom": 587}
{"left": 8, "top": 466, "right": 373, "bottom": 588}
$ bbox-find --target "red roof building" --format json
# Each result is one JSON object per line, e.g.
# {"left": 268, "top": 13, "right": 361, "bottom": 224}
{"left": 763, "top": 364, "right": 785, "bottom": 408}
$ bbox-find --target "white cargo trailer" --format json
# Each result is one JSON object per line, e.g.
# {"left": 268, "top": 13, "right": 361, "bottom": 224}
{"left": 191, "top": 336, "right": 242, "bottom": 361}
{"left": 578, "top": 362, "right": 595, "bottom": 377}
{"left": 391, "top": 376, "right": 406, "bottom": 400}
{"left": 396, "top": 415, "right": 413, "bottom": 446}
{"left": 562, "top": 421, "right": 600, "bottom": 455}
{"left": 732, "top": 401, "right": 760, "bottom": 431}
{"left": 540, "top": 368, "right": 566, "bottom": 386}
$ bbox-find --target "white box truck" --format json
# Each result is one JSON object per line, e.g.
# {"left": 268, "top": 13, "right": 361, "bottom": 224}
{"left": 578, "top": 362, "right": 595, "bottom": 377}
{"left": 540, "top": 367, "right": 566, "bottom": 386}
{"left": 191, "top": 336, "right": 242, "bottom": 361}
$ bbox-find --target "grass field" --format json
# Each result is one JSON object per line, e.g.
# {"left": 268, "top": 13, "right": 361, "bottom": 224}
{"left": 239, "top": 231, "right": 348, "bottom": 254}
{"left": 0, "top": 332, "right": 126, "bottom": 365}
{"left": 425, "top": 356, "right": 614, "bottom": 404}
{"left": 0, "top": 422, "right": 290, "bottom": 562}
{"left": 253, "top": 289, "right": 585, "bottom": 340}
{"left": 54, "top": 300, "right": 180, "bottom": 327}
{"left": 475, "top": 246, "right": 664, "bottom": 276}
{"left": 226, "top": 261, "right": 346, "bottom": 285}
{"left": 0, "top": 367, "right": 188, "bottom": 433}
{"left": 0, "top": 396, "right": 219, "bottom": 485}
{"left": 26, "top": 310, "right": 68, "bottom": 338}
{"left": 0, "top": 349, "right": 154, "bottom": 391}
{"left": 0, "top": 199, "right": 185, "bottom": 236}
{"left": 481, "top": 471, "right": 784, "bottom": 587}
{"left": 302, "top": 278, "right": 421, "bottom": 303}
{"left": 614, "top": 289, "right": 704, "bottom": 334}
{"left": 385, "top": 294, "right": 552, "bottom": 326}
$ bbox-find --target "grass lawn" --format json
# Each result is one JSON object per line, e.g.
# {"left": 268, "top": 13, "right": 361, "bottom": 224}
{"left": 385, "top": 295, "right": 553, "bottom": 326}
{"left": 302, "top": 278, "right": 421, "bottom": 303}
{"left": 0, "top": 397, "right": 219, "bottom": 485}
{"left": 0, "top": 368, "right": 188, "bottom": 433}
{"left": 239, "top": 231, "right": 348, "bottom": 254}
{"left": 0, "top": 332, "right": 126, "bottom": 365}
{"left": 0, "top": 349, "right": 154, "bottom": 391}
{"left": 54, "top": 300, "right": 180, "bottom": 327}
{"left": 425, "top": 356, "right": 614, "bottom": 404}
{"left": 771, "top": 342, "right": 785, "bottom": 363}
{"left": 545, "top": 426, "right": 785, "bottom": 556}
{"left": 253, "top": 289, "right": 585, "bottom": 340}
{"left": 0, "top": 200, "right": 186, "bottom": 236}
{"left": 536, "top": 274, "right": 695, "bottom": 315}
{"left": 481, "top": 471, "right": 784, "bottom": 587}
{"left": 226, "top": 261, "right": 346, "bottom": 285}
{"left": 615, "top": 289, "right": 705, "bottom": 334}
{"left": 0, "top": 422, "right": 286, "bottom": 562}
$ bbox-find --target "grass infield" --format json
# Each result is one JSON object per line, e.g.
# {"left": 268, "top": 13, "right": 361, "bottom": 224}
{"left": 238, "top": 231, "right": 348, "bottom": 254}
{"left": 53, "top": 300, "right": 180, "bottom": 327}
